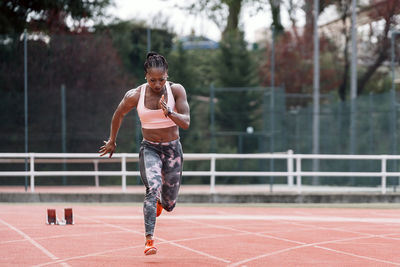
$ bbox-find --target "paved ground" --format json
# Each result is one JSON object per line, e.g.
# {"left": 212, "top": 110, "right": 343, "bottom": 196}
{"left": 2, "top": 203, "right": 400, "bottom": 266}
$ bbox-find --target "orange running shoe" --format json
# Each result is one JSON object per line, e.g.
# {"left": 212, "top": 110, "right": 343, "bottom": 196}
{"left": 156, "top": 200, "right": 163, "bottom": 217}
{"left": 144, "top": 239, "right": 157, "bottom": 255}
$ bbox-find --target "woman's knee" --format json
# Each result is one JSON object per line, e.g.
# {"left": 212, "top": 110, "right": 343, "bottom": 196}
{"left": 163, "top": 201, "right": 176, "bottom": 212}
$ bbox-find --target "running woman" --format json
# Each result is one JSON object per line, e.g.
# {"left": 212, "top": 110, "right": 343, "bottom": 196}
{"left": 99, "top": 52, "right": 190, "bottom": 255}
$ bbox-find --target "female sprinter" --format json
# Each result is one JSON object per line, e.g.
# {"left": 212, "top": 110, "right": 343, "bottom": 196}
{"left": 99, "top": 52, "right": 190, "bottom": 255}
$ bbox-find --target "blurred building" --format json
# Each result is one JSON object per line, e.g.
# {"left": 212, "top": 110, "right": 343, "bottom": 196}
{"left": 175, "top": 34, "right": 219, "bottom": 50}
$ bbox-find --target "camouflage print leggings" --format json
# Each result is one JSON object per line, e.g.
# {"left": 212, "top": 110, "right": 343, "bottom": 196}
{"left": 139, "top": 138, "right": 183, "bottom": 237}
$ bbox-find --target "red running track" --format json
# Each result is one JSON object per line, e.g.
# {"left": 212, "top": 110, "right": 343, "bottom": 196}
{"left": 1, "top": 204, "right": 400, "bottom": 266}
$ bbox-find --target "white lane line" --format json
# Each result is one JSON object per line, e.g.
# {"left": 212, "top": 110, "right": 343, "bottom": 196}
{"left": 92, "top": 214, "right": 400, "bottom": 224}
{"left": 34, "top": 231, "right": 243, "bottom": 267}
{"left": 32, "top": 244, "right": 145, "bottom": 267}
{"left": 175, "top": 214, "right": 400, "bottom": 248}
{"left": 314, "top": 245, "right": 400, "bottom": 266}
{"left": 293, "top": 211, "right": 311, "bottom": 216}
{"left": 281, "top": 220, "right": 400, "bottom": 265}
{"left": 238, "top": 221, "right": 400, "bottom": 266}
{"left": 179, "top": 216, "right": 400, "bottom": 266}
{"left": 0, "top": 218, "right": 60, "bottom": 261}
{"left": 0, "top": 230, "right": 127, "bottom": 245}
{"left": 79, "top": 215, "right": 231, "bottom": 264}
{"left": 177, "top": 218, "right": 305, "bottom": 245}
{"left": 381, "top": 233, "right": 400, "bottom": 240}
{"left": 287, "top": 221, "right": 400, "bottom": 243}
{"left": 369, "top": 211, "right": 400, "bottom": 218}
{"left": 228, "top": 235, "right": 400, "bottom": 267}
{"left": 165, "top": 232, "right": 248, "bottom": 244}
{"left": 35, "top": 215, "right": 235, "bottom": 266}
{"left": 163, "top": 241, "right": 230, "bottom": 263}
{"left": 287, "top": 221, "right": 377, "bottom": 236}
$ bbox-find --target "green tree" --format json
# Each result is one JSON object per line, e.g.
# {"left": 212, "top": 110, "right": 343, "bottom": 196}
{"left": 0, "top": 33, "right": 134, "bottom": 153}
{"left": 357, "top": 0, "right": 400, "bottom": 95}
{"left": 179, "top": 0, "right": 283, "bottom": 35}
{"left": 167, "top": 42, "right": 220, "bottom": 158}
{"left": 168, "top": 42, "right": 218, "bottom": 93}
{"left": 0, "top": 0, "right": 111, "bottom": 34}
{"left": 168, "top": 42, "right": 196, "bottom": 90}
{"left": 214, "top": 30, "right": 260, "bottom": 154}
{"left": 215, "top": 31, "right": 257, "bottom": 88}
{"left": 97, "top": 20, "right": 175, "bottom": 83}
{"left": 269, "top": 0, "right": 284, "bottom": 34}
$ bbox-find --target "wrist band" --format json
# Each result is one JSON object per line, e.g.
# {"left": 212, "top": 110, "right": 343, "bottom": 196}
{"left": 167, "top": 107, "right": 172, "bottom": 116}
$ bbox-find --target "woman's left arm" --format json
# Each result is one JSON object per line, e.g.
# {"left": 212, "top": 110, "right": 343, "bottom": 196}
{"left": 160, "top": 83, "right": 190, "bottom": 129}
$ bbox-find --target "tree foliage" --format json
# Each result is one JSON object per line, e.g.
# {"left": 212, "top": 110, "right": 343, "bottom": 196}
{"left": 260, "top": 30, "right": 341, "bottom": 105}
{"left": 214, "top": 30, "right": 260, "bottom": 135}
{"left": 97, "top": 20, "right": 175, "bottom": 84}
{"left": 0, "top": 0, "right": 111, "bottom": 34}
{"left": 178, "top": 0, "right": 283, "bottom": 36}
{"left": 0, "top": 32, "right": 134, "bottom": 153}
{"left": 357, "top": 0, "right": 400, "bottom": 95}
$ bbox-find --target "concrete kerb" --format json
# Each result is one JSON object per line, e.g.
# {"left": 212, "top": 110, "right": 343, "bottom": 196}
{"left": 2, "top": 192, "right": 400, "bottom": 203}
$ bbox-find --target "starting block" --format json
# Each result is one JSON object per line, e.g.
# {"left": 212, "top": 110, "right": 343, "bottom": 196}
{"left": 46, "top": 208, "right": 74, "bottom": 225}
{"left": 64, "top": 208, "right": 74, "bottom": 225}
{"left": 46, "top": 209, "right": 56, "bottom": 225}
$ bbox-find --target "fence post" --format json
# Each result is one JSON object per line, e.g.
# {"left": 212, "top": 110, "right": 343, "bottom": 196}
{"left": 210, "top": 84, "right": 216, "bottom": 152}
{"left": 30, "top": 153, "right": 35, "bottom": 192}
{"left": 381, "top": 157, "right": 387, "bottom": 194}
{"left": 296, "top": 156, "right": 302, "bottom": 194}
{"left": 121, "top": 154, "right": 126, "bottom": 192}
{"left": 287, "top": 150, "right": 294, "bottom": 186}
{"left": 210, "top": 155, "right": 216, "bottom": 193}
{"left": 24, "top": 29, "right": 29, "bottom": 192}
{"left": 61, "top": 84, "right": 67, "bottom": 186}
{"left": 93, "top": 160, "right": 99, "bottom": 187}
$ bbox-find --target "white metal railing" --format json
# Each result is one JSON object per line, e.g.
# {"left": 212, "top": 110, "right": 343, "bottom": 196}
{"left": 1, "top": 151, "right": 400, "bottom": 194}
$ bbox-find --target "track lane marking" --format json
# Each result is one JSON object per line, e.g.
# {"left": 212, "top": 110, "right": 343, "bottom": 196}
{"left": 287, "top": 221, "right": 400, "bottom": 243}
{"left": 0, "top": 230, "right": 127, "bottom": 245}
{"left": 314, "top": 245, "right": 400, "bottom": 266}
{"left": 0, "top": 218, "right": 71, "bottom": 266}
{"left": 228, "top": 235, "right": 400, "bottom": 267}
{"left": 176, "top": 216, "right": 400, "bottom": 266}
{"left": 34, "top": 219, "right": 255, "bottom": 266}
{"left": 34, "top": 232, "right": 243, "bottom": 267}
{"left": 32, "top": 244, "right": 145, "bottom": 267}
{"left": 92, "top": 214, "right": 400, "bottom": 224}
{"left": 198, "top": 217, "right": 400, "bottom": 266}
{"left": 78, "top": 214, "right": 231, "bottom": 263}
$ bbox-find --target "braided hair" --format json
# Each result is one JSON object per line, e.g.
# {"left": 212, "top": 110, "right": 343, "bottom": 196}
{"left": 143, "top": 52, "right": 168, "bottom": 74}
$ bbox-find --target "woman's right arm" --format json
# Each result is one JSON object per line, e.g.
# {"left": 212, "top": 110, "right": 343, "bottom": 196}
{"left": 99, "top": 87, "right": 140, "bottom": 157}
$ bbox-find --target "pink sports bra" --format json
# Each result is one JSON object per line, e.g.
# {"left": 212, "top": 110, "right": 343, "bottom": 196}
{"left": 137, "top": 82, "right": 177, "bottom": 129}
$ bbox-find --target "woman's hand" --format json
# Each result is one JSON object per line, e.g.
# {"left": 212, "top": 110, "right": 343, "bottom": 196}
{"left": 159, "top": 95, "right": 171, "bottom": 117}
{"left": 99, "top": 140, "right": 116, "bottom": 158}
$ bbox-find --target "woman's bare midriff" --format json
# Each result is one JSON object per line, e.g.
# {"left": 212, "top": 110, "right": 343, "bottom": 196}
{"left": 142, "top": 126, "right": 179, "bottom": 142}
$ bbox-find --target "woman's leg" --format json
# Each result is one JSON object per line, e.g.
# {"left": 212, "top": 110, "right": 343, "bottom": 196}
{"left": 160, "top": 141, "right": 183, "bottom": 212}
{"left": 139, "top": 144, "right": 162, "bottom": 238}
